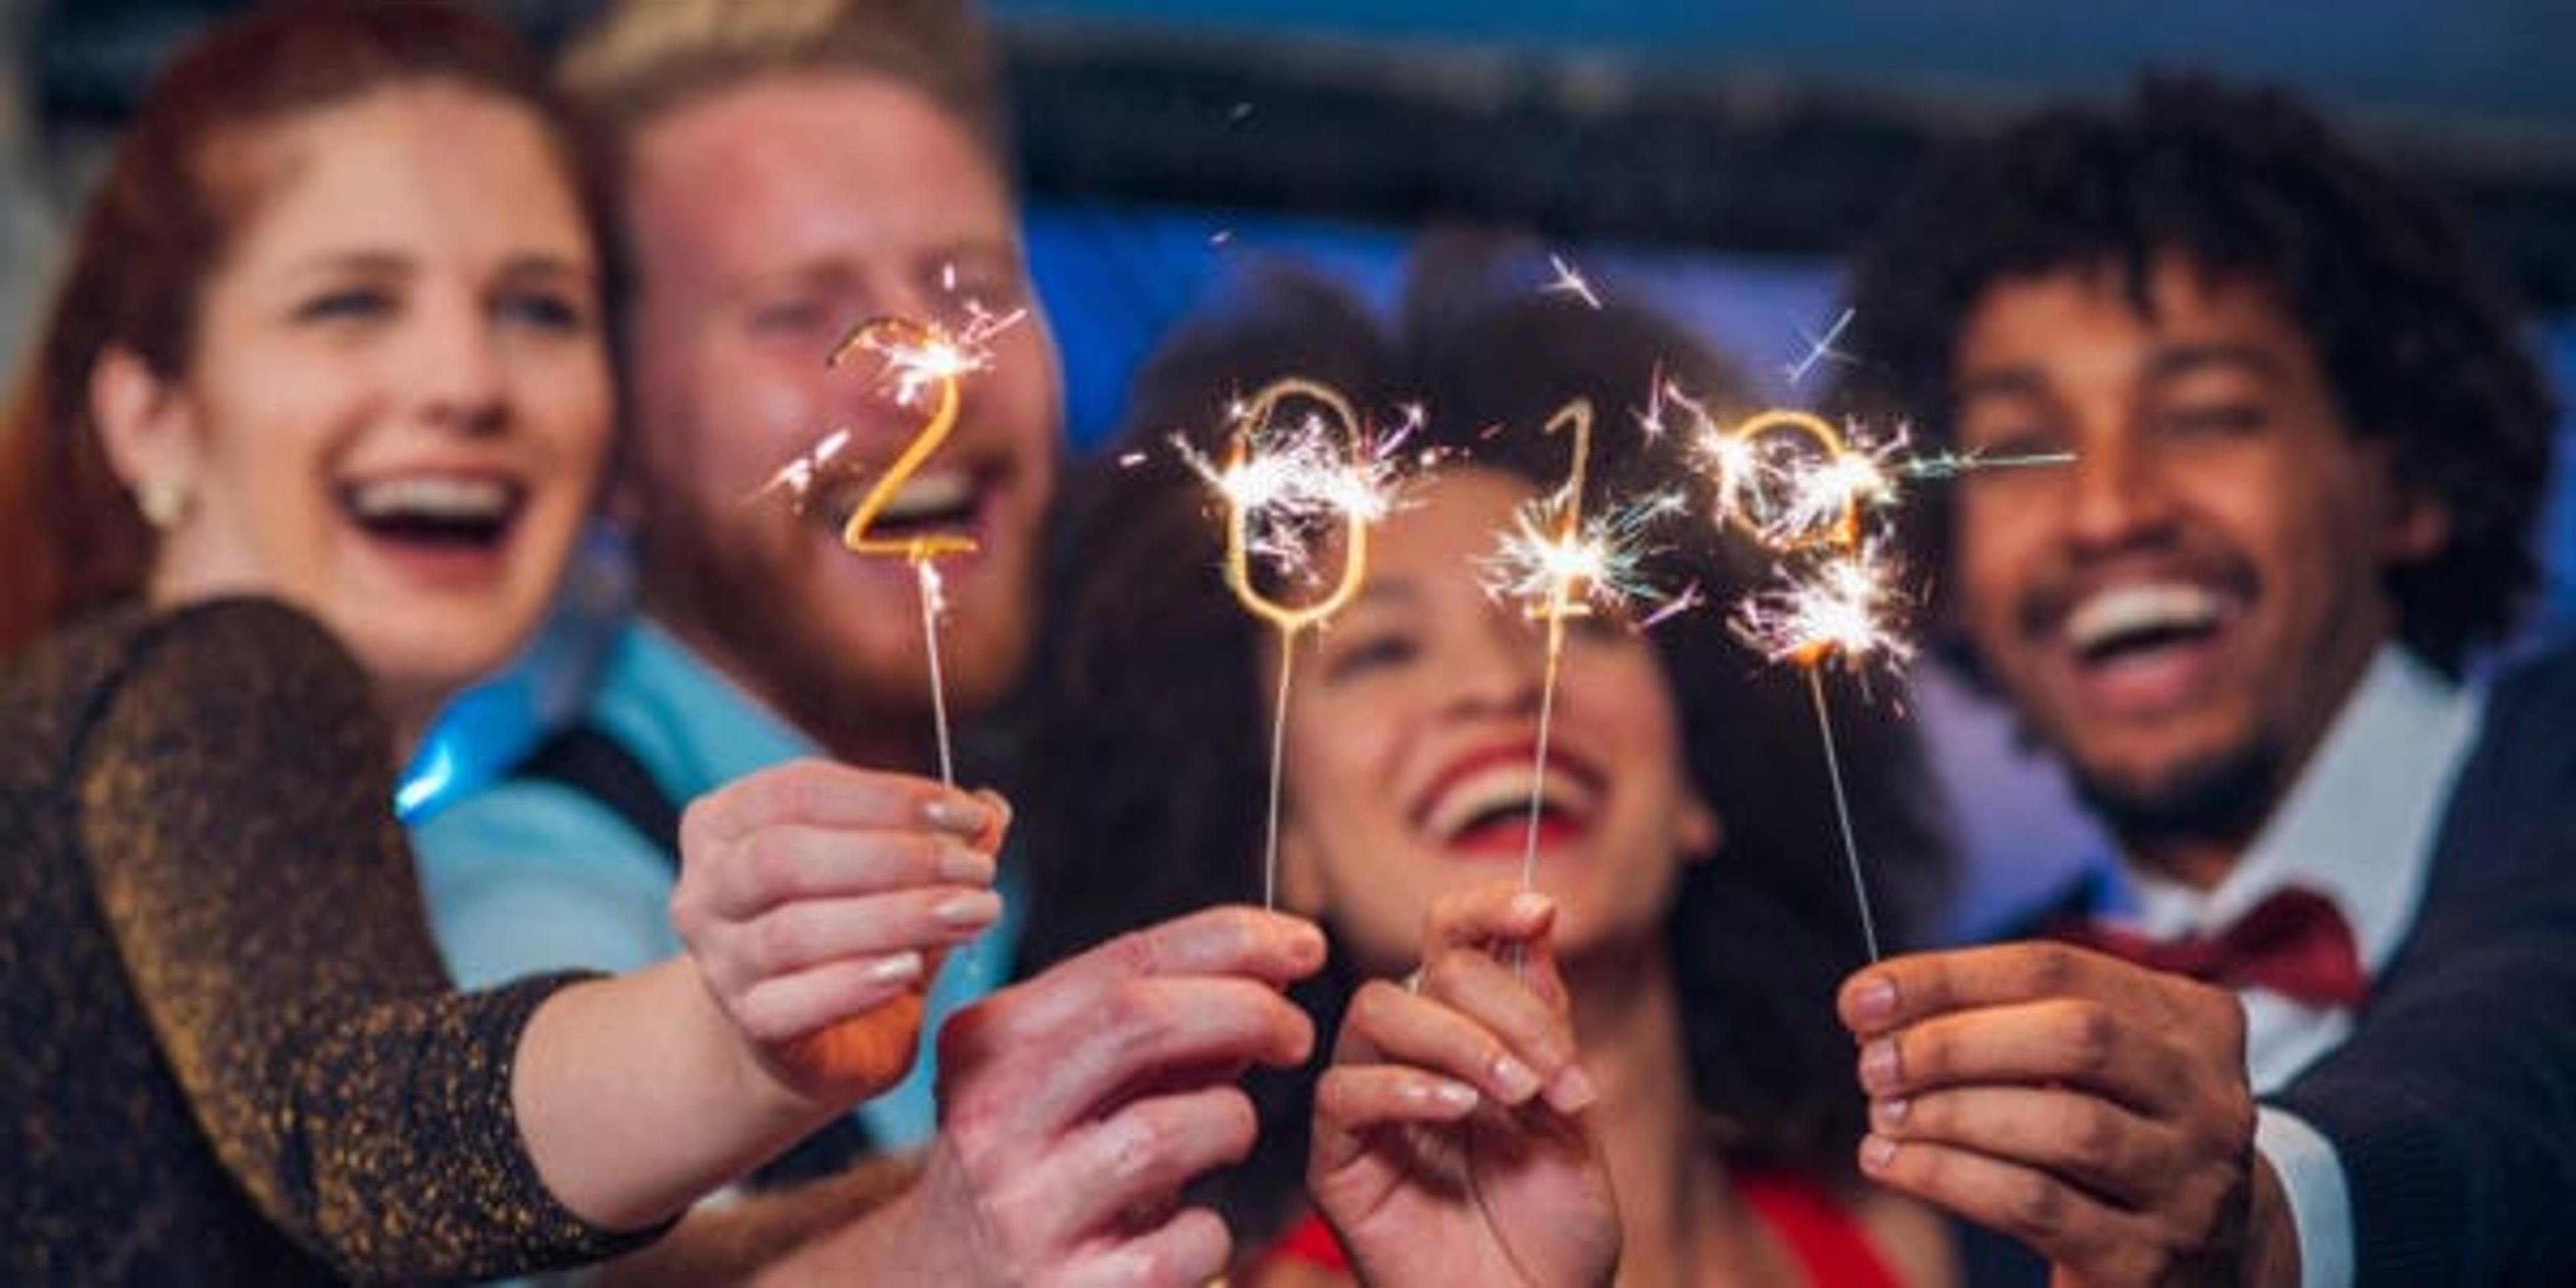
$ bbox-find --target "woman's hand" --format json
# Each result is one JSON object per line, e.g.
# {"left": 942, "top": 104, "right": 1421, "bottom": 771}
{"left": 1308, "top": 880, "right": 1619, "bottom": 1287}
{"left": 671, "top": 759, "right": 1007, "bottom": 1104}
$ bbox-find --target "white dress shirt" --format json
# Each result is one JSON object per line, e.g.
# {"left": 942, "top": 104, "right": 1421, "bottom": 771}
{"left": 2107, "top": 647, "right": 2485, "bottom": 1288}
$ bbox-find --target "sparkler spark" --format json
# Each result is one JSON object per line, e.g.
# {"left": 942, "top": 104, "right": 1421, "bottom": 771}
{"left": 1474, "top": 401, "right": 1688, "bottom": 896}
{"left": 1784, "top": 306, "right": 1857, "bottom": 386}
{"left": 1544, "top": 254, "right": 1602, "bottom": 310}
{"left": 1894, "top": 447, "right": 2080, "bottom": 480}
{"left": 1181, "top": 378, "right": 1395, "bottom": 908}
{"left": 1728, "top": 541, "right": 1914, "bottom": 676}
{"left": 752, "top": 427, "right": 853, "bottom": 508}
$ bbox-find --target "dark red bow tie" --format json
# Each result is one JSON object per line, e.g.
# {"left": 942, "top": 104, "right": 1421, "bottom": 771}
{"left": 2049, "top": 886, "right": 2368, "bottom": 1009}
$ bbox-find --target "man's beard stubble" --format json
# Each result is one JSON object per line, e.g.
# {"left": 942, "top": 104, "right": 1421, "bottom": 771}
{"left": 643, "top": 500, "right": 1024, "bottom": 771}
{"left": 2064, "top": 733, "right": 2283, "bottom": 863}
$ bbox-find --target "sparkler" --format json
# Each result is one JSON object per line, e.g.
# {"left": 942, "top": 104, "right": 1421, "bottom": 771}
{"left": 820, "top": 308, "right": 1024, "bottom": 786}
{"left": 741, "top": 303, "right": 1021, "bottom": 1089}
{"left": 1180, "top": 378, "right": 1397, "bottom": 908}
{"left": 1693, "top": 398, "right": 2061, "bottom": 963}
{"left": 1477, "top": 400, "right": 1689, "bottom": 894}
{"left": 1702, "top": 405, "right": 1907, "bottom": 963}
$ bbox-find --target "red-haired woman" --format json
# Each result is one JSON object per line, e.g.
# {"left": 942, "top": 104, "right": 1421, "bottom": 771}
{"left": 0, "top": 3, "right": 999, "bottom": 1279}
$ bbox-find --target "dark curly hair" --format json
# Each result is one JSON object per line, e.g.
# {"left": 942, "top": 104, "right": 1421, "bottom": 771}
{"left": 1012, "top": 235, "right": 1954, "bottom": 1246}
{"left": 1831, "top": 74, "right": 2557, "bottom": 676}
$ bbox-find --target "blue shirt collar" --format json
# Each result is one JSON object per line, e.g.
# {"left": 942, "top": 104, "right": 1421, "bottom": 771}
{"left": 592, "top": 618, "right": 820, "bottom": 806}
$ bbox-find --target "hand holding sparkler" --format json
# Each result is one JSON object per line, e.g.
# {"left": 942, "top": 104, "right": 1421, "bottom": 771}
{"left": 729, "top": 307, "right": 1022, "bottom": 1089}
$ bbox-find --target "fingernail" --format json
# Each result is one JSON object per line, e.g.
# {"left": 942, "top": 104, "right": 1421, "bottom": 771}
{"left": 867, "top": 951, "right": 924, "bottom": 984}
{"left": 937, "top": 842, "right": 997, "bottom": 885}
{"left": 975, "top": 788, "right": 1014, "bottom": 833}
{"left": 1423, "top": 1079, "right": 1479, "bottom": 1114}
{"left": 922, "top": 796, "right": 990, "bottom": 835}
{"left": 1544, "top": 1064, "right": 1599, "bottom": 1114}
{"left": 1490, "top": 1053, "right": 1542, "bottom": 1103}
{"left": 932, "top": 890, "right": 1003, "bottom": 928}
{"left": 1287, "top": 921, "right": 1328, "bottom": 968}
{"left": 1861, "top": 1133, "right": 1898, "bottom": 1171}
{"left": 1860, "top": 1038, "right": 1900, "bottom": 1092}
{"left": 1852, "top": 976, "right": 1898, "bottom": 1023}
{"left": 1873, "top": 1096, "right": 1909, "bottom": 1128}
{"left": 1507, "top": 892, "right": 1552, "bottom": 922}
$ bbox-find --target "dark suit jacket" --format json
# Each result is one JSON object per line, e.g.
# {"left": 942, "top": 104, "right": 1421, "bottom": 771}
{"left": 1964, "top": 644, "right": 2576, "bottom": 1287}
{"left": 2265, "top": 645, "right": 2576, "bottom": 1285}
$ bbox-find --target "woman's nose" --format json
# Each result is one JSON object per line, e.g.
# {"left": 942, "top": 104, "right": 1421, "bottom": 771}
{"left": 1438, "top": 608, "right": 1548, "bottom": 718}
{"left": 411, "top": 295, "right": 507, "bottom": 436}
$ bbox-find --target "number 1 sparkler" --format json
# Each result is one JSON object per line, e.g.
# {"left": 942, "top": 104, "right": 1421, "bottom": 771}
{"left": 1480, "top": 400, "right": 1688, "bottom": 893}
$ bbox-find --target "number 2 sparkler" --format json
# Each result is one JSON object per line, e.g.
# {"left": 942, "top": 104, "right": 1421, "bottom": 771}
{"left": 826, "top": 309, "right": 1022, "bottom": 786}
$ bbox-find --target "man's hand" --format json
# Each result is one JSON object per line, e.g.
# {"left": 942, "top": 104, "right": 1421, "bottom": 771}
{"left": 1310, "top": 881, "right": 1617, "bottom": 1288}
{"left": 672, "top": 759, "right": 1008, "bottom": 1102}
{"left": 855, "top": 906, "right": 1325, "bottom": 1286}
{"left": 1837, "top": 942, "right": 2294, "bottom": 1287}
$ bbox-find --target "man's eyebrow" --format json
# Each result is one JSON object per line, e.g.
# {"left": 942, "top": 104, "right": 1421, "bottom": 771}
{"left": 2145, "top": 341, "right": 2279, "bottom": 384}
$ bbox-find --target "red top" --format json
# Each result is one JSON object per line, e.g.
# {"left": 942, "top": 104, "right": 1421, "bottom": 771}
{"left": 1260, "top": 1170, "right": 1902, "bottom": 1287}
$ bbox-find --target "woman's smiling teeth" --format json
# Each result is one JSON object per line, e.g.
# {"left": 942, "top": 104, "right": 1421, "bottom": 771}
{"left": 1421, "top": 761, "right": 1600, "bottom": 847}
{"left": 341, "top": 474, "right": 521, "bottom": 546}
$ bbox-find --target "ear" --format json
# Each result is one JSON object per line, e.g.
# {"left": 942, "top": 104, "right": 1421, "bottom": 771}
{"left": 2379, "top": 484, "right": 2449, "bottom": 566}
{"left": 89, "top": 345, "right": 197, "bottom": 498}
{"left": 1673, "top": 784, "right": 1723, "bottom": 866}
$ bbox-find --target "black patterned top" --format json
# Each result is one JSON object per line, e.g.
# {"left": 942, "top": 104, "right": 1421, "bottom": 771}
{"left": 1, "top": 598, "right": 662, "bottom": 1283}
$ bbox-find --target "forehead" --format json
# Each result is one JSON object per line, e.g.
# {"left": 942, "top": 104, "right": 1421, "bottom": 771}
{"left": 1369, "top": 468, "right": 1534, "bottom": 575}
{"left": 625, "top": 73, "right": 1014, "bottom": 278}
{"left": 1953, "top": 256, "right": 2320, "bottom": 389}
{"left": 217, "top": 83, "right": 590, "bottom": 272}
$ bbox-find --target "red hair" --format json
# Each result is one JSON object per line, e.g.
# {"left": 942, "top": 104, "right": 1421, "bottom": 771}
{"left": 0, "top": 0, "right": 616, "bottom": 660}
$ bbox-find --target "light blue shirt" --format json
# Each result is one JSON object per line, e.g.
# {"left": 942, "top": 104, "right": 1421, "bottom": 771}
{"left": 412, "top": 616, "right": 1022, "bottom": 1152}
{"left": 2092, "top": 647, "right": 2485, "bottom": 1288}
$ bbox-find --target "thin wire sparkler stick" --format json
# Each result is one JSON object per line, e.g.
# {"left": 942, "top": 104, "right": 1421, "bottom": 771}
{"left": 1806, "top": 665, "right": 1882, "bottom": 962}
{"left": 1519, "top": 400, "right": 1593, "bottom": 894}
{"left": 916, "top": 561, "right": 957, "bottom": 787}
{"left": 1519, "top": 631, "right": 1566, "bottom": 894}
{"left": 1262, "top": 627, "right": 1297, "bottom": 910}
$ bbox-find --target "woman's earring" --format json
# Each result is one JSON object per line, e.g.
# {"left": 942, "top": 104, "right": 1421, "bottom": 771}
{"left": 136, "top": 478, "right": 191, "bottom": 531}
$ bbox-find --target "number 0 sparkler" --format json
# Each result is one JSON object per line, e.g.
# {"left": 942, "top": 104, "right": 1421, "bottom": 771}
{"left": 1182, "top": 378, "right": 1394, "bottom": 908}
